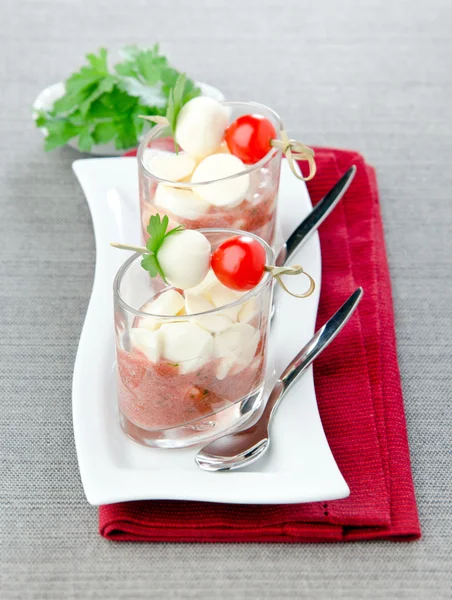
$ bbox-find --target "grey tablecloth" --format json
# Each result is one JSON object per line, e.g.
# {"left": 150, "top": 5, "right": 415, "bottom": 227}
{"left": 1, "top": 0, "right": 451, "bottom": 598}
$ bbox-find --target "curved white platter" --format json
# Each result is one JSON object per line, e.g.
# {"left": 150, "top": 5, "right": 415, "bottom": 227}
{"left": 72, "top": 158, "right": 349, "bottom": 505}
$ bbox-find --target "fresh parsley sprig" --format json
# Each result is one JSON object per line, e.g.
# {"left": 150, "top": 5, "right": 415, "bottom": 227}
{"left": 110, "top": 214, "right": 184, "bottom": 281}
{"left": 35, "top": 45, "right": 201, "bottom": 152}
{"left": 166, "top": 73, "right": 187, "bottom": 152}
{"left": 140, "top": 72, "right": 198, "bottom": 153}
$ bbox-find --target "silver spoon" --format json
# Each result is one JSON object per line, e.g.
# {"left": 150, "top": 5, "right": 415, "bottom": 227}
{"left": 276, "top": 165, "right": 356, "bottom": 266}
{"left": 195, "top": 287, "right": 363, "bottom": 472}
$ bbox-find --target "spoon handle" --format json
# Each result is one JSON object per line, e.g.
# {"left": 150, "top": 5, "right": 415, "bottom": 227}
{"left": 276, "top": 166, "right": 357, "bottom": 266}
{"left": 263, "top": 287, "right": 363, "bottom": 422}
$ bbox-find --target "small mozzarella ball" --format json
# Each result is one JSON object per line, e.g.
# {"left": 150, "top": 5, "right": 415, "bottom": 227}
{"left": 147, "top": 152, "right": 196, "bottom": 181}
{"left": 179, "top": 356, "right": 210, "bottom": 375}
{"left": 185, "top": 293, "right": 233, "bottom": 334}
{"left": 154, "top": 183, "right": 210, "bottom": 220}
{"left": 157, "top": 229, "right": 211, "bottom": 290}
{"left": 185, "top": 268, "right": 220, "bottom": 300}
{"left": 138, "top": 289, "right": 185, "bottom": 331}
{"left": 232, "top": 329, "right": 260, "bottom": 373}
{"left": 129, "top": 328, "right": 162, "bottom": 363}
{"left": 142, "top": 148, "right": 168, "bottom": 166}
{"left": 144, "top": 289, "right": 185, "bottom": 316}
{"left": 214, "top": 323, "right": 257, "bottom": 358}
{"left": 238, "top": 298, "right": 259, "bottom": 323}
{"left": 214, "top": 323, "right": 260, "bottom": 378}
{"left": 191, "top": 154, "right": 250, "bottom": 208}
{"left": 175, "top": 96, "right": 229, "bottom": 158}
{"left": 210, "top": 282, "right": 243, "bottom": 320}
{"left": 184, "top": 293, "right": 215, "bottom": 315}
{"left": 216, "top": 357, "right": 236, "bottom": 381}
{"left": 159, "top": 322, "right": 214, "bottom": 374}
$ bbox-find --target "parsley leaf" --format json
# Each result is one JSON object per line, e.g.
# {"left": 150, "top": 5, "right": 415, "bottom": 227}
{"left": 141, "top": 253, "right": 163, "bottom": 279}
{"left": 78, "top": 128, "right": 95, "bottom": 152}
{"left": 52, "top": 85, "right": 97, "bottom": 115}
{"left": 65, "top": 48, "right": 108, "bottom": 89}
{"left": 165, "top": 73, "right": 190, "bottom": 152}
{"left": 115, "top": 44, "right": 165, "bottom": 84}
{"left": 92, "top": 121, "right": 117, "bottom": 144}
{"left": 114, "top": 118, "right": 138, "bottom": 150}
{"left": 168, "top": 73, "right": 186, "bottom": 130}
{"left": 161, "top": 67, "right": 200, "bottom": 104}
{"left": 43, "top": 119, "right": 83, "bottom": 151}
{"left": 146, "top": 214, "right": 170, "bottom": 253}
{"left": 35, "top": 45, "right": 201, "bottom": 152}
{"left": 79, "top": 74, "right": 116, "bottom": 116}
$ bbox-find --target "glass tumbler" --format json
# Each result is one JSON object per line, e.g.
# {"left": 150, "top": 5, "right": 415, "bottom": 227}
{"left": 113, "top": 229, "right": 274, "bottom": 448}
{"left": 137, "top": 101, "right": 283, "bottom": 247}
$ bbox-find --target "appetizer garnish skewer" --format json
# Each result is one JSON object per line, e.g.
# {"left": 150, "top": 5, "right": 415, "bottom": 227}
{"left": 111, "top": 214, "right": 315, "bottom": 298}
{"left": 141, "top": 74, "right": 316, "bottom": 183}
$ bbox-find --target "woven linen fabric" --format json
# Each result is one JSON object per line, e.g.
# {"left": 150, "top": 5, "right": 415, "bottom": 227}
{"left": 99, "top": 148, "right": 420, "bottom": 542}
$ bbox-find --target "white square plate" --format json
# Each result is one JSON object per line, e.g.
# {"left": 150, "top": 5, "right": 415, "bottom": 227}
{"left": 72, "top": 157, "right": 349, "bottom": 505}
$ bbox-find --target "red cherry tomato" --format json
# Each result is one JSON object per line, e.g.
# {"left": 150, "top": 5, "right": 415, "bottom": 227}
{"left": 225, "top": 115, "right": 277, "bottom": 164}
{"left": 211, "top": 235, "right": 266, "bottom": 291}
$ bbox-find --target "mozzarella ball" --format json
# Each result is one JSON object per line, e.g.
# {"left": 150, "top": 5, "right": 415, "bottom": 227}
{"left": 147, "top": 152, "right": 196, "bottom": 181}
{"left": 191, "top": 154, "right": 250, "bottom": 208}
{"left": 175, "top": 97, "right": 229, "bottom": 158}
{"left": 184, "top": 268, "right": 220, "bottom": 299}
{"left": 159, "top": 322, "right": 214, "bottom": 374}
{"left": 209, "top": 282, "right": 243, "bottom": 320}
{"left": 185, "top": 293, "right": 233, "bottom": 334}
{"left": 157, "top": 229, "right": 211, "bottom": 289}
{"left": 154, "top": 183, "right": 210, "bottom": 220}
{"left": 214, "top": 323, "right": 260, "bottom": 379}
{"left": 129, "top": 328, "right": 162, "bottom": 363}
{"left": 137, "top": 289, "right": 185, "bottom": 331}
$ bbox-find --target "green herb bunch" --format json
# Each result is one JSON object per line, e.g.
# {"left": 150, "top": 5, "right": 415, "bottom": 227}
{"left": 35, "top": 45, "right": 200, "bottom": 152}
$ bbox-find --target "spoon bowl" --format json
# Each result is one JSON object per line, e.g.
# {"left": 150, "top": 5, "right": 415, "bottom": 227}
{"left": 196, "top": 381, "right": 286, "bottom": 471}
{"left": 195, "top": 435, "right": 269, "bottom": 471}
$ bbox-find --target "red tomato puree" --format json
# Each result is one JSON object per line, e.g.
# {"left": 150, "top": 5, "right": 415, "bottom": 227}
{"left": 117, "top": 348, "right": 264, "bottom": 431}
{"left": 139, "top": 138, "right": 278, "bottom": 245}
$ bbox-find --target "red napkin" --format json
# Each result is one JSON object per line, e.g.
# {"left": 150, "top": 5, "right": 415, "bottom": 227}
{"left": 99, "top": 148, "right": 420, "bottom": 542}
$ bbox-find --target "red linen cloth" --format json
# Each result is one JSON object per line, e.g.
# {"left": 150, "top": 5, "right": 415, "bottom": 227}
{"left": 99, "top": 148, "right": 420, "bottom": 542}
